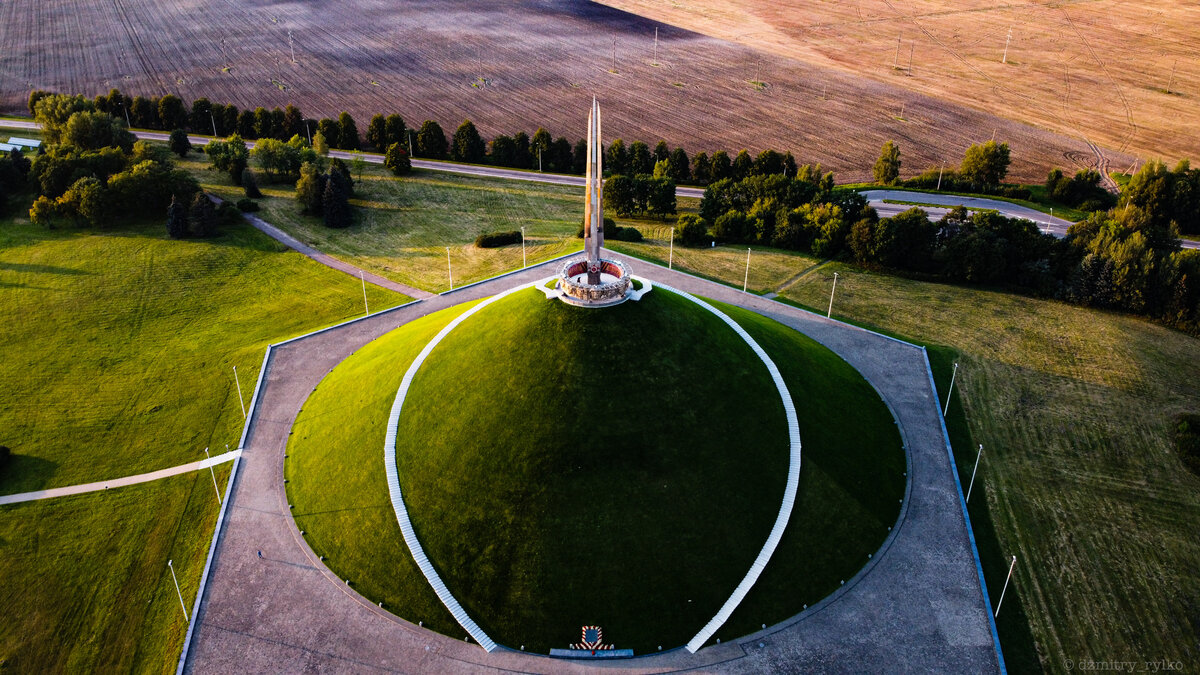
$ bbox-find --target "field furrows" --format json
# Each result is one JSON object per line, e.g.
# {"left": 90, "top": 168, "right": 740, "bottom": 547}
{"left": 0, "top": 0, "right": 1128, "bottom": 182}
{"left": 598, "top": 0, "right": 1199, "bottom": 171}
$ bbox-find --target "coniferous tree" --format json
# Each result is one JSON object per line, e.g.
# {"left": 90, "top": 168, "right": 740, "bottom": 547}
{"left": 512, "top": 131, "right": 531, "bottom": 168}
{"left": 323, "top": 173, "right": 351, "bottom": 228}
{"left": 452, "top": 120, "right": 486, "bottom": 163}
{"left": 169, "top": 128, "right": 192, "bottom": 157}
{"left": 629, "top": 141, "right": 653, "bottom": 175}
{"left": 732, "top": 150, "right": 753, "bottom": 180}
{"left": 166, "top": 195, "right": 188, "bottom": 238}
{"left": 384, "top": 114, "right": 407, "bottom": 149}
{"left": 242, "top": 168, "right": 262, "bottom": 198}
{"left": 416, "top": 120, "right": 448, "bottom": 159}
{"left": 158, "top": 95, "right": 187, "bottom": 131}
{"left": 668, "top": 147, "right": 690, "bottom": 183}
{"left": 337, "top": 112, "right": 359, "bottom": 150}
{"left": 489, "top": 135, "right": 516, "bottom": 167}
{"left": 710, "top": 150, "right": 732, "bottom": 182}
{"left": 653, "top": 140, "right": 670, "bottom": 164}
{"left": 366, "top": 114, "right": 387, "bottom": 150}
{"left": 283, "top": 105, "right": 305, "bottom": 139}
{"left": 572, "top": 138, "right": 587, "bottom": 174}
{"left": 189, "top": 192, "right": 218, "bottom": 238}
{"left": 691, "top": 152, "right": 711, "bottom": 185}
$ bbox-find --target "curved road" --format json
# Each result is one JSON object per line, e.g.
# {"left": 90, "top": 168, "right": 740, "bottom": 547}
{"left": 183, "top": 253, "right": 1001, "bottom": 673}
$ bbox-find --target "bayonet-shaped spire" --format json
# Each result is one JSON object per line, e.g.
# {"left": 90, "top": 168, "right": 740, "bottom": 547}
{"left": 584, "top": 97, "right": 603, "bottom": 282}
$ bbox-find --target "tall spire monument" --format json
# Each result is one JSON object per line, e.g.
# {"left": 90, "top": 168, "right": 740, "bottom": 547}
{"left": 556, "top": 99, "right": 633, "bottom": 307}
{"left": 583, "top": 97, "right": 604, "bottom": 285}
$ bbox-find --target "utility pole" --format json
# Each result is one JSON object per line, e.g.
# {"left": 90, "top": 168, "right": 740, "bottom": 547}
{"left": 612, "top": 35, "right": 618, "bottom": 72}
{"left": 203, "top": 447, "right": 221, "bottom": 505}
{"left": 894, "top": 35, "right": 901, "bottom": 69}
{"left": 1002, "top": 28, "right": 1012, "bottom": 64}
{"left": 937, "top": 164, "right": 944, "bottom": 191}
{"left": 210, "top": 110, "right": 218, "bottom": 137}
{"left": 742, "top": 248, "right": 751, "bottom": 293}
{"left": 520, "top": 227, "right": 526, "bottom": 268}
{"left": 168, "top": 560, "right": 189, "bottom": 622}
{"left": 233, "top": 366, "right": 246, "bottom": 418}
{"left": 409, "top": 130, "right": 416, "bottom": 157}
{"left": 943, "top": 362, "right": 958, "bottom": 415}
{"left": 446, "top": 247, "right": 453, "bottom": 290}
{"left": 668, "top": 228, "right": 674, "bottom": 269}
{"left": 304, "top": 120, "right": 311, "bottom": 144}
{"left": 966, "top": 444, "right": 983, "bottom": 503}
{"left": 538, "top": 148, "right": 543, "bottom": 172}
{"left": 654, "top": 27, "right": 659, "bottom": 64}
{"left": 1166, "top": 59, "right": 1177, "bottom": 94}
{"left": 360, "top": 270, "right": 368, "bottom": 316}
{"left": 289, "top": 30, "right": 296, "bottom": 64}
{"left": 908, "top": 43, "right": 914, "bottom": 73}
{"left": 827, "top": 272, "right": 839, "bottom": 318}
{"left": 995, "top": 555, "right": 1017, "bottom": 617}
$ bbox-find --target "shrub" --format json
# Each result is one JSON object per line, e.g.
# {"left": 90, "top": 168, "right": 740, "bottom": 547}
{"left": 475, "top": 230, "right": 522, "bottom": 248}
{"left": 675, "top": 213, "right": 710, "bottom": 246}
{"left": 384, "top": 142, "right": 412, "bottom": 176}
{"left": 166, "top": 195, "right": 187, "bottom": 238}
{"left": 1176, "top": 414, "right": 1200, "bottom": 477}
{"left": 217, "top": 202, "right": 242, "bottom": 227}
{"left": 189, "top": 192, "right": 218, "bottom": 238}
{"left": 236, "top": 198, "right": 259, "bottom": 212}
{"left": 169, "top": 128, "right": 192, "bottom": 157}
{"left": 242, "top": 168, "right": 262, "bottom": 198}
{"left": 610, "top": 226, "right": 644, "bottom": 242}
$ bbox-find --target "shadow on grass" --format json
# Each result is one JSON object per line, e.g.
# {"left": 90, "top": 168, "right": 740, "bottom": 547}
{"left": 0, "top": 454, "right": 60, "bottom": 496}
{"left": 0, "top": 262, "right": 93, "bottom": 275}
{"left": 927, "top": 346, "right": 1043, "bottom": 674}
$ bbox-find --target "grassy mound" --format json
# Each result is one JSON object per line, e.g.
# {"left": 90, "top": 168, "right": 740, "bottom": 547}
{"left": 286, "top": 287, "right": 903, "bottom": 653}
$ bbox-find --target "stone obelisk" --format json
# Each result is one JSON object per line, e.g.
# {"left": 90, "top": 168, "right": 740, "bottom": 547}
{"left": 583, "top": 97, "right": 604, "bottom": 285}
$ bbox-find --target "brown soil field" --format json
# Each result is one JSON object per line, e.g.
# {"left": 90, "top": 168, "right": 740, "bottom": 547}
{"left": 0, "top": 0, "right": 1133, "bottom": 182}
{"left": 597, "top": 0, "right": 1200, "bottom": 175}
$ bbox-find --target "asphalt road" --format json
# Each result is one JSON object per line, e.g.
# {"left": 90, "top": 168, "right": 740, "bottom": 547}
{"left": 4, "top": 119, "right": 1196, "bottom": 249}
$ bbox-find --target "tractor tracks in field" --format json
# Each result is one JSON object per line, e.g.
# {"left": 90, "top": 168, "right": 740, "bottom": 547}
{"left": 107, "top": 0, "right": 161, "bottom": 93}
{"left": 1059, "top": 7, "right": 1134, "bottom": 192}
{"left": 881, "top": 0, "right": 1126, "bottom": 193}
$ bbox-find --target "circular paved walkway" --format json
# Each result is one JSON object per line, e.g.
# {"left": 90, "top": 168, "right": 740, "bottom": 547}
{"left": 184, "top": 253, "right": 1001, "bottom": 674}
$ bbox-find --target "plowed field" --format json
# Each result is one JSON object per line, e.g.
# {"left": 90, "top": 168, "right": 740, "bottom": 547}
{"left": 0, "top": 0, "right": 1128, "bottom": 182}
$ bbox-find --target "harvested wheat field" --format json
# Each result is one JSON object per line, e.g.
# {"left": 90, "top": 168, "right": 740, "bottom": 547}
{"left": 598, "top": 0, "right": 1200, "bottom": 176}
{"left": 0, "top": 0, "right": 1131, "bottom": 182}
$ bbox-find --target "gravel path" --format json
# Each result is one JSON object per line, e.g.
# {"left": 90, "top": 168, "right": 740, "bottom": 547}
{"left": 184, "top": 253, "right": 1001, "bottom": 674}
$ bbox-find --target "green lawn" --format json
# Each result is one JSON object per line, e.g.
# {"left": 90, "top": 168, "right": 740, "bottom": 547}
{"left": 781, "top": 263, "right": 1200, "bottom": 670}
{"left": 286, "top": 287, "right": 902, "bottom": 653}
{"left": 0, "top": 469, "right": 227, "bottom": 673}
{"left": 607, "top": 235, "right": 823, "bottom": 296}
{"left": 182, "top": 159, "right": 576, "bottom": 292}
{"left": 0, "top": 211, "right": 407, "bottom": 493}
{"left": 0, "top": 202, "right": 410, "bottom": 671}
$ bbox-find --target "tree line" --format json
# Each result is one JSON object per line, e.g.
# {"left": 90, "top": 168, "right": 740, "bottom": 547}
{"left": 27, "top": 88, "right": 807, "bottom": 186}
{"left": 679, "top": 157, "right": 1198, "bottom": 334}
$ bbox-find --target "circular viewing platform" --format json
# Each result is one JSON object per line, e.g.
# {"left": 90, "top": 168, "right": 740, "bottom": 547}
{"left": 557, "top": 258, "right": 632, "bottom": 307}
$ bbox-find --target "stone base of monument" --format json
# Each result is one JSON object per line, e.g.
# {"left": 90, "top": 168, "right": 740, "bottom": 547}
{"left": 556, "top": 258, "right": 632, "bottom": 307}
{"left": 548, "top": 648, "right": 635, "bottom": 659}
